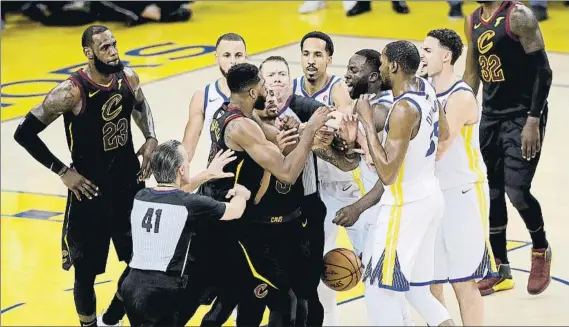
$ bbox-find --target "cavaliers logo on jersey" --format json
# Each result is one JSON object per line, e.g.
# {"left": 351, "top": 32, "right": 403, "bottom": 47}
{"left": 254, "top": 283, "right": 268, "bottom": 298}
{"left": 101, "top": 94, "right": 123, "bottom": 122}
{"left": 275, "top": 180, "right": 291, "bottom": 194}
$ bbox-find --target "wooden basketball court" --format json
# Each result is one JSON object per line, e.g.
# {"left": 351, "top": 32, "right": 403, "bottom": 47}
{"left": 2, "top": 1, "right": 568, "bottom": 325}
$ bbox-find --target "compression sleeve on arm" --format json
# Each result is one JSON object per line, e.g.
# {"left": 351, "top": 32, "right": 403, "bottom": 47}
{"left": 528, "top": 49, "right": 553, "bottom": 118}
{"left": 289, "top": 95, "right": 325, "bottom": 122}
{"left": 13, "top": 113, "right": 66, "bottom": 175}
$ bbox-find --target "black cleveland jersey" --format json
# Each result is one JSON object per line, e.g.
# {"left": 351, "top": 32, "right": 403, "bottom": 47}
{"left": 471, "top": 1, "right": 537, "bottom": 117}
{"left": 249, "top": 174, "right": 305, "bottom": 221}
{"left": 199, "top": 104, "right": 265, "bottom": 205}
{"left": 64, "top": 69, "right": 140, "bottom": 188}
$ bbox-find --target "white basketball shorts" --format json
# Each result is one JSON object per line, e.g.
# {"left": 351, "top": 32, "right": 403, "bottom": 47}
{"left": 362, "top": 189, "right": 444, "bottom": 291}
{"left": 434, "top": 181, "right": 497, "bottom": 283}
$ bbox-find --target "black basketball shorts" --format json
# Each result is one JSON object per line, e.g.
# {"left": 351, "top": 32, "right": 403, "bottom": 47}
{"left": 480, "top": 109, "right": 547, "bottom": 190}
{"left": 62, "top": 181, "right": 144, "bottom": 275}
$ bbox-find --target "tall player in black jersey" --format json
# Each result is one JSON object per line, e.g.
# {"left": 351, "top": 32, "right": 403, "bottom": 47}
{"left": 14, "top": 25, "right": 158, "bottom": 326}
{"left": 194, "top": 63, "right": 332, "bottom": 327}
{"left": 463, "top": 1, "right": 553, "bottom": 296}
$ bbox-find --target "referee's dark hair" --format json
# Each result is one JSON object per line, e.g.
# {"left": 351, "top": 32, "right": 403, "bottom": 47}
{"left": 226, "top": 63, "right": 261, "bottom": 94}
{"left": 150, "top": 140, "right": 185, "bottom": 184}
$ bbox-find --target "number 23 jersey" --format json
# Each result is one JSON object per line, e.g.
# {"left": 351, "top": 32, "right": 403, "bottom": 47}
{"left": 380, "top": 78, "right": 440, "bottom": 206}
{"left": 64, "top": 69, "right": 140, "bottom": 187}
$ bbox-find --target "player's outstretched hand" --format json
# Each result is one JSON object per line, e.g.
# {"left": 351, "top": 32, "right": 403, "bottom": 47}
{"left": 137, "top": 138, "right": 158, "bottom": 181}
{"left": 226, "top": 184, "right": 251, "bottom": 201}
{"left": 61, "top": 168, "right": 99, "bottom": 201}
{"left": 276, "top": 128, "right": 299, "bottom": 152}
{"left": 207, "top": 149, "right": 237, "bottom": 180}
{"left": 354, "top": 94, "right": 375, "bottom": 124}
{"left": 339, "top": 113, "right": 358, "bottom": 145}
{"left": 307, "top": 106, "right": 333, "bottom": 130}
{"left": 333, "top": 204, "right": 362, "bottom": 227}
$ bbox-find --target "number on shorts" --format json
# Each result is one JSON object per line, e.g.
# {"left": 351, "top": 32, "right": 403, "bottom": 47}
{"left": 141, "top": 208, "right": 162, "bottom": 233}
{"left": 425, "top": 121, "right": 439, "bottom": 157}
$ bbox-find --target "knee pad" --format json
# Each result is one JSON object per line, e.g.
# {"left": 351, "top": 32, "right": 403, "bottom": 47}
{"left": 505, "top": 186, "right": 531, "bottom": 211}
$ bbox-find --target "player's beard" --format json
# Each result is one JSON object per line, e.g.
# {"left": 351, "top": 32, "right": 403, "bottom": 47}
{"left": 254, "top": 95, "right": 267, "bottom": 110}
{"left": 350, "top": 79, "right": 369, "bottom": 99}
{"left": 220, "top": 66, "right": 228, "bottom": 78}
{"left": 379, "top": 77, "right": 392, "bottom": 91}
{"left": 94, "top": 54, "right": 124, "bottom": 75}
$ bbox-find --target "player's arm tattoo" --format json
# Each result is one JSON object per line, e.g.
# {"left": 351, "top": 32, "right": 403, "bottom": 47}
{"left": 14, "top": 79, "right": 81, "bottom": 175}
{"left": 32, "top": 80, "right": 81, "bottom": 124}
{"left": 509, "top": 4, "right": 552, "bottom": 118}
{"left": 462, "top": 13, "right": 481, "bottom": 94}
{"left": 124, "top": 67, "right": 157, "bottom": 140}
{"left": 312, "top": 145, "right": 360, "bottom": 172}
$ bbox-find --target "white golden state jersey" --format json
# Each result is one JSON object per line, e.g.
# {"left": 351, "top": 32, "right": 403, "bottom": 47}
{"left": 435, "top": 80, "right": 487, "bottom": 190}
{"left": 292, "top": 75, "right": 353, "bottom": 183}
{"left": 381, "top": 78, "right": 440, "bottom": 206}
{"left": 203, "top": 80, "right": 230, "bottom": 145}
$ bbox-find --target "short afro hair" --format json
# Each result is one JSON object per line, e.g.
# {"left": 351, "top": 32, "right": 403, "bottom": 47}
{"left": 427, "top": 28, "right": 463, "bottom": 65}
{"left": 260, "top": 56, "right": 290, "bottom": 73}
{"left": 301, "top": 31, "right": 334, "bottom": 56}
{"left": 216, "top": 33, "right": 246, "bottom": 50}
{"left": 81, "top": 25, "right": 109, "bottom": 48}
{"left": 384, "top": 40, "right": 421, "bottom": 75}
{"left": 355, "top": 49, "right": 381, "bottom": 72}
{"left": 227, "top": 63, "right": 261, "bottom": 94}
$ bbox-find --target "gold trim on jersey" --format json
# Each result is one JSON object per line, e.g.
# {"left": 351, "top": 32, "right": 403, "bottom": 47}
{"left": 351, "top": 168, "right": 365, "bottom": 197}
{"left": 234, "top": 159, "right": 244, "bottom": 184}
{"left": 461, "top": 125, "right": 486, "bottom": 183}
{"left": 238, "top": 241, "right": 278, "bottom": 289}
{"left": 381, "top": 159, "right": 405, "bottom": 286}
{"left": 474, "top": 182, "right": 497, "bottom": 273}
{"left": 68, "top": 122, "right": 74, "bottom": 152}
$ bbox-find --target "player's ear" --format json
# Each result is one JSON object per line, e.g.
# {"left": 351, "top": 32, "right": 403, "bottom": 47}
{"left": 443, "top": 50, "right": 452, "bottom": 64}
{"left": 249, "top": 88, "right": 257, "bottom": 99}
{"left": 369, "top": 72, "right": 379, "bottom": 83}
{"left": 390, "top": 61, "right": 398, "bottom": 74}
{"left": 83, "top": 47, "right": 93, "bottom": 60}
{"left": 327, "top": 56, "right": 332, "bottom": 65}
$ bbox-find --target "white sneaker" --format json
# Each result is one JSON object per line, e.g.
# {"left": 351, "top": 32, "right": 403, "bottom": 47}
{"left": 97, "top": 310, "right": 123, "bottom": 326}
{"left": 298, "top": 1, "right": 326, "bottom": 14}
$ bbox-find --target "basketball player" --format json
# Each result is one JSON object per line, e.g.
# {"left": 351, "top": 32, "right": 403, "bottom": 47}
{"left": 421, "top": 28, "right": 496, "bottom": 326}
{"left": 122, "top": 140, "right": 249, "bottom": 327}
{"left": 464, "top": 1, "right": 553, "bottom": 295}
{"left": 182, "top": 32, "right": 247, "bottom": 161}
{"left": 334, "top": 49, "right": 393, "bottom": 243}
{"left": 357, "top": 40, "right": 453, "bottom": 326}
{"left": 184, "top": 63, "right": 332, "bottom": 326}
{"left": 14, "top": 25, "right": 157, "bottom": 327}
{"left": 296, "top": 31, "right": 366, "bottom": 326}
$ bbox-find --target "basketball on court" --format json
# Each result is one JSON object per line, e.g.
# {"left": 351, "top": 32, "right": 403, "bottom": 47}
{"left": 322, "top": 248, "right": 363, "bottom": 292}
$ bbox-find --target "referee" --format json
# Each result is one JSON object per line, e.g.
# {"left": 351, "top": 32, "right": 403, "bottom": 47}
{"left": 120, "top": 140, "right": 250, "bottom": 327}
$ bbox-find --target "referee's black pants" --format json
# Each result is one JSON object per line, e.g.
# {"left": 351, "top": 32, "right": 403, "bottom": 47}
{"left": 121, "top": 269, "right": 202, "bottom": 327}
{"left": 480, "top": 110, "right": 548, "bottom": 264}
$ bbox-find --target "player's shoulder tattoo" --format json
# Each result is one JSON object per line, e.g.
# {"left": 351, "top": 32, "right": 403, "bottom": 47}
{"left": 508, "top": 4, "right": 544, "bottom": 51}
{"left": 223, "top": 118, "right": 239, "bottom": 146}
{"left": 43, "top": 80, "right": 80, "bottom": 114}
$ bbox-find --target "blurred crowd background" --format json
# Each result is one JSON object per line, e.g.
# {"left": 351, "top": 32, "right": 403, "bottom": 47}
{"left": 1, "top": 1, "right": 567, "bottom": 31}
